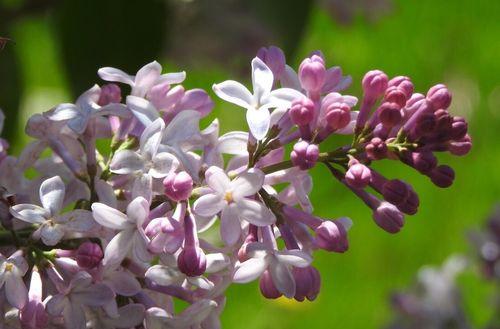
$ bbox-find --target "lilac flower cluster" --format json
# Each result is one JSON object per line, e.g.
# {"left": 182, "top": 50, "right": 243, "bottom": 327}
{"left": 0, "top": 46, "right": 471, "bottom": 328}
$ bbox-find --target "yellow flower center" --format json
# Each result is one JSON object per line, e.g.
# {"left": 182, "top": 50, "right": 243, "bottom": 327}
{"left": 224, "top": 191, "right": 234, "bottom": 204}
{"left": 5, "top": 263, "right": 13, "bottom": 272}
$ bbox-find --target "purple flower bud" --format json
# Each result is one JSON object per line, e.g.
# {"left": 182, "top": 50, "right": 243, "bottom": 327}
{"left": 345, "top": 163, "right": 371, "bottom": 188}
{"left": 373, "top": 201, "right": 405, "bottom": 233}
{"left": 289, "top": 98, "right": 315, "bottom": 126}
{"left": 413, "top": 112, "right": 436, "bottom": 137}
{"left": 388, "top": 76, "right": 414, "bottom": 99}
{"left": 298, "top": 55, "right": 326, "bottom": 93}
{"left": 429, "top": 165, "right": 455, "bottom": 188}
{"left": 325, "top": 102, "right": 351, "bottom": 130}
{"left": 314, "top": 219, "right": 350, "bottom": 252}
{"left": 75, "top": 242, "right": 103, "bottom": 269}
{"left": 382, "top": 180, "right": 410, "bottom": 205}
{"left": 98, "top": 83, "right": 121, "bottom": 106}
{"left": 163, "top": 171, "right": 193, "bottom": 202}
{"left": 384, "top": 87, "right": 407, "bottom": 108}
{"left": 365, "top": 137, "right": 388, "bottom": 160}
{"left": 427, "top": 84, "right": 452, "bottom": 110}
{"left": 362, "top": 70, "right": 388, "bottom": 99}
{"left": 177, "top": 246, "right": 207, "bottom": 277}
{"left": 256, "top": 46, "right": 286, "bottom": 80}
{"left": 411, "top": 152, "right": 437, "bottom": 174}
{"left": 293, "top": 266, "right": 321, "bottom": 302}
{"left": 450, "top": 116, "right": 468, "bottom": 140}
{"left": 378, "top": 102, "right": 402, "bottom": 127}
{"left": 448, "top": 134, "right": 472, "bottom": 156}
{"left": 291, "top": 141, "right": 319, "bottom": 170}
{"left": 397, "top": 188, "right": 419, "bottom": 215}
{"left": 259, "top": 270, "right": 282, "bottom": 299}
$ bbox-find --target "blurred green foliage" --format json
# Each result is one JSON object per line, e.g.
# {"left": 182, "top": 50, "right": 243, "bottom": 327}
{"left": 0, "top": 0, "right": 499, "bottom": 328}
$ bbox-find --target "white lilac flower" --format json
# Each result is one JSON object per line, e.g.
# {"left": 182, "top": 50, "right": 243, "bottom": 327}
{"left": 46, "top": 271, "right": 114, "bottom": 329}
{"left": 110, "top": 118, "right": 179, "bottom": 202}
{"left": 98, "top": 61, "right": 186, "bottom": 98}
{"left": 233, "top": 241, "right": 312, "bottom": 298}
{"left": 193, "top": 166, "right": 276, "bottom": 246}
{"left": 91, "top": 197, "right": 151, "bottom": 268}
{"left": 213, "top": 57, "right": 303, "bottom": 140}
{"left": 48, "top": 85, "right": 129, "bottom": 135}
{"left": 145, "top": 299, "right": 218, "bottom": 329}
{"left": 10, "top": 176, "right": 95, "bottom": 246}
{"left": 0, "top": 251, "right": 29, "bottom": 309}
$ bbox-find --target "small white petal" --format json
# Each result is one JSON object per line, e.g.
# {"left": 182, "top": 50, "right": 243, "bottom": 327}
{"left": 193, "top": 194, "right": 225, "bottom": 217}
{"left": 5, "top": 273, "right": 28, "bottom": 309}
{"left": 132, "top": 230, "right": 151, "bottom": 263}
{"left": 131, "top": 174, "right": 153, "bottom": 204}
{"left": 230, "top": 169, "right": 264, "bottom": 199}
{"left": 205, "top": 253, "right": 231, "bottom": 273}
{"left": 10, "top": 204, "right": 49, "bottom": 224}
{"left": 246, "top": 107, "right": 270, "bottom": 140}
{"left": 106, "top": 271, "right": 142, "bottom": 296}
{"left": 236, "top": 198, "right": 276, "bottom": 226}
{"left": 233, "top": 257, "right": 268, "bottom": 283}
{"left": 40, "top": 223, "right": 65, "bottom": 246}
{"left": 110, "top": 150, "right": 145, "bottom": 174}
{"left": 267, "top": 88, "right": 304, "bottom": 108}
{"left": 251, "top": 57, "right": 274, "bottom": 101}
{"left": 212, "top": 80, "right": 253, "bottom": 109}
{"left": 40, "top": 176, "right": 65, "bottom": 215}
{"left": 220, "top": 204, "right": 242, "bottom": 246}
{"left": 98, "top": 67, "right": 134, "bottom": 85}
{"left": 103, "top": 229, "right": 134, "bottom": 268}
{"left": 134, "top": 61, "right": 162, "bottom": 97}
{"left": 59, "top": 210, "right": 96, "bottom": 232}
{"left": 126, "top": 96, "right": 160, "bottom": 127}
{"left": 159, "top": 71, "right": 186, "bottom": 85}
{"left": 140, "top": 117, "right": 165, "bottom": 159}
{"left": 91, "top": 203, "right": 131, "bottom": 230}
{"left": 162, "top": 110, "right": 201, "bottom": 146}
{"left": 49, "top": 104, "right": 80, "bottom": 121}
{"left": 150, "top": 152, "right": 179, "bottom": 178}
{"left": 269, "top": 260, "right": 295, "bottom": 298}
{"left": 216, "top": 131, "right": 248, "bottom": 155}
{"left": 275, "top": 250, "right": 312, "bottom": 267}
{"left": 205, "top": 166, "right": 231, "bottom": 194}
{"left": 126, "top": 197, "right": 149, "bottom": 226}
{"left": 146, "top": 265, "right": 183, "bottom": 286}
{"left": 186, "top": 276, "right": 214, "bottom": 290}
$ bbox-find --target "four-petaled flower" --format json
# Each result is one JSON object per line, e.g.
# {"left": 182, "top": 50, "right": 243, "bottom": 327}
{"left": 0, "top": 251, "right": 29, "bottom": 309}
{"left": 193, "top": 166, "right": 276, "bottom": 245}
{"left": 213, "top": 57, "right": 303, "bottom": 140}
{"left": 10, "top": 176, "right": 95, "bottom": 246}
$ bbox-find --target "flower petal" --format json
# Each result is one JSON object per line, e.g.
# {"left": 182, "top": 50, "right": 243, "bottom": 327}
{"left": 193, "top": 194, "right": 225, "bottom": 217}
{"left": 91, "top": 203, "right": 131, "bottom": 230}
{"left": 162, "top": 110, "right": 201, "bottom": 146}
{"left": 233, "top": 257, "right": 268, "bottom": 283}
{"left": 269, "top": 260, "right": 295, "bottom": 298}
{"left": 5, "top": 273, "right": 28, "bottom": 309}
{"left": 140, "top": 117, "right": 165, "bottom": 159}
{"left": 112, "top": 304, "right": 145, "bottom": 327}
{"left": 159, "top": 71, "right": 186, "bottom": 85}
{"left": 220, "top": 204, "right": 242, "bottom": 246}
{"left": 212, "top": 80, "right": 253, "bottom": 109}
{"left": 205, "top": 253, "right": 230, "bottom": 273}
{"left": 216, "top": 131, "right": 248, "bottom": 155}
{"left": 73, "top": 283, "right": 114, "bottom": 306}
{"left": 246, "top": 106, "right": 270, "bottom": 140}
{"left": 126, "top": 96, "right": 160, "bottom": 127}
{"left": 10, "top": 204, "right": 49, "bottom": 224}
{"left": 40, "top": 176, "right": 65, "bottom": 216}
{"left": 132, "top": 230, "right": 151, "bottom": 263}
{"left": 275, "top": 249, "right": 312, "bottom": 267}
{"left": 110, "top": 150, "right": 145, "bottom": 174}
{"left": 133, "top": 61, "right": 162, "bottom": 97}
{"left": 59, "top": 209, "right": 96, "bottom": 232}
{"left": 231, "top": 169, "right": 264, "bottom": 199}
{"left": 146, "top": 265, "right": 183, "bottom": 286}
{"left": 98, "top": 67, "right": 134, "bottom": 85}
{"left": 236, "top": 198, "right": 276, "bottom": 226}
{"left": 150, "top": 152, "right": 179, "bottom": 178}
{"left": 205, "top": 166, "right": 231, "bottom": 194}
{"left": 251, "top": 57, "right": 274, "bottom": 101}
{"left": 49, "top": 103, "right": 80, "bottom": 121}
{"left": 267, "top": 88, "right": 304, "bottom": 108}
{"left": 40, "top": 223, "right": 65, "bottom": 246}
{"left": 132, "top": 174, "right": 153, "bottom": 204}
{"left": 102, "top": 229, "right": 134, "bottom": 268}
{"left": 280, "top": 65, "right": 301, "bottom": 90}
{"left": 126, "top": 197, "right": 149, "bottom": 226}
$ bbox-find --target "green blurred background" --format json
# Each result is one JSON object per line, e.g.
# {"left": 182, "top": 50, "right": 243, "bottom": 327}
{"left": 1, "top": 0, "right": 499, "bottom": 327}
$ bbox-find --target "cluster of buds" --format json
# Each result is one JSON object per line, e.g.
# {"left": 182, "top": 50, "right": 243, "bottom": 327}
{"left": 0, "top": 45, "right": 470, "bottom": 328}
